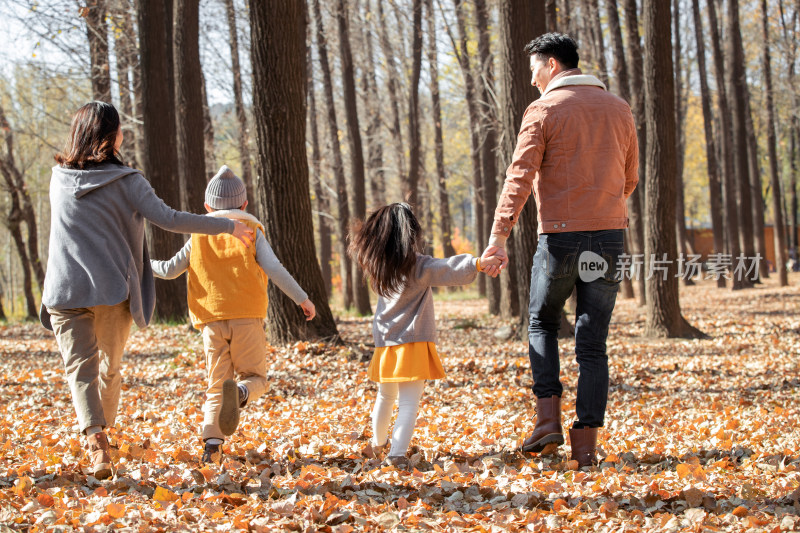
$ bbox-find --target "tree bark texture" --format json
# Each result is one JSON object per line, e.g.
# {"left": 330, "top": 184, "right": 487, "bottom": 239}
{"left": 707, "top": 0, "right": 742, "bottom": 288}
{"left": 743, "top": 84, "right": 768, "bottom": 279}
{"left": 307, "top": 46, "right": 333, "bottom": 297}
{"left": 377, "top": 0, "right": 407, "bottom": 189}
{"left": 761, "top": 0, "right": 788, "bottom": 286}
{"left": 112, "top": 2, "right": 138, "bottom": 170}
{"left": 224, "top": 0, "right": 255, "bottom": 210}
{"left": 249, "top": 0, "right": 338, "bottom": 342}
{"left": 453, "top": 0, "right": 486, "bottom": 297}
{"left": 84, "top": 0, "right": 112, "bottom": 102}
{"left": 623, "top": 0, "right": 647, "bottom": 304}
{"left": 137, "top": 0, "right": 188, "bottom": 321}
{"left": 359, "top": 0, "right": 386, "bottom": 210}
{"left": 173, "top": 0, "right": 207, "bottom": 213}
{"left": 425, "top": 0, "right": 456, "bottom": 259}
{"left": 200, "top": 70, "right": 217, "bottom": 179}
{"left": 474, "top": 0, "right": 501, "bottom": 314}
{"left": 405, "top": 0, "right": 424, "bottom": 209}
{"left": 672, "top": 0, "right": 693, "bottom": 286}
{"left": 691, "top": 0, "right": 726, "bottom": 288}
{"left": 0, "top": 104, "right": 45, "bottom": 292}
{"left": 726, "top": 0, "right": 756, "bottom": 284}
{"left": 499, "top": 0, "right": 545, "bottom": 333}
{"left": 642, "top": 0, "right": 703, "bottom": 339}
{"left": 335, "top": 0, "right": 371, "bottom": 315}
{"left": 312, "top": 0, "right": 354, "bottom": 310}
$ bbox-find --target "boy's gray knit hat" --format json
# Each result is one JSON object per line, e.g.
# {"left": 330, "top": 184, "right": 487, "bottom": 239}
{"left": 205, "top": 165, "right": 247, "bottom": 210}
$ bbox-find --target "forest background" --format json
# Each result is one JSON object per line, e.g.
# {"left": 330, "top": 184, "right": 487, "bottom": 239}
{"left": 0, "top": 0, "right": 797, "bottom": 341}
{"left": 0, "top": 1, "right": 799, "bottom": 531}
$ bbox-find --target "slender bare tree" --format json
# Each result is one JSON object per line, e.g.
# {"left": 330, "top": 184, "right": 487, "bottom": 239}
{"left": 761, "top": 0, "right": 789, "bottom": 286}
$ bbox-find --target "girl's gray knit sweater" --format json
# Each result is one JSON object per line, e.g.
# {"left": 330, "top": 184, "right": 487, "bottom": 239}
{"left": 373, "top": 253, "right": 478, "bottom": 347}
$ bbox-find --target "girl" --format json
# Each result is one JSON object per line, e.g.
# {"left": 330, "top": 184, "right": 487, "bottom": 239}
{"left": 349, "top": 203, "right": 498, "bottom": 468}
{"left": 41, "top": 101, "right": 253, "bottom": 479}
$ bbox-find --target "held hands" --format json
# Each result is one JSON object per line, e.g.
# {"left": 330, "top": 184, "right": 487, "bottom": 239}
{"left": 231, "top": 221, "right": 255, "bottom": 247}
{"left": 300, "top": 299, "right": 316, "bottom": 321}
{"left": 480, "top": 245, "right": 509, "bottom": 278}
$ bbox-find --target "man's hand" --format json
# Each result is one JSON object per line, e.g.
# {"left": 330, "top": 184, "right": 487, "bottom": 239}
{"left": 300, "top": 299, "right": 316, "bottom": 321}
{"left": 481, "top": 245, "right": 509, "bottom": 278}
{"left": 231, "top": 221, "right": 255, "bottom": 247}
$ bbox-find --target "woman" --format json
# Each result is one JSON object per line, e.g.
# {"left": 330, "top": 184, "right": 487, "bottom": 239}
{"left": 41, "top": 101, "right": 253, "bottom": 479}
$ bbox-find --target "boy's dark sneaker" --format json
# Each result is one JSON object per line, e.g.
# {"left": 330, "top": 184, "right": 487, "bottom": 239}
{"left": 219, "top": 379, "right": 241, "bottom": 436}
{"left": 201, "top": 441, "right": 222, "bottom": 464}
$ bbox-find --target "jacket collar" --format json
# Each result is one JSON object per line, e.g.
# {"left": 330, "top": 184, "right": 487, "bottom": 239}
{"left": 542, "top": 68, "right": 607, "bottom": 96}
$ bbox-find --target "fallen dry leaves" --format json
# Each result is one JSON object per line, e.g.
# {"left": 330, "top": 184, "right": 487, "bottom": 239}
{"left": 1, "top": 274, "right": 799, "bottom": 531}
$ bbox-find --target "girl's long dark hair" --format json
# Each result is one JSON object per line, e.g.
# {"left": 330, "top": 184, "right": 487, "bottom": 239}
{"left": 348, "top": 203, "right": 422, "bottom": 298}
{"left": 55, "top": 101, "right": 123, "bottom": 169}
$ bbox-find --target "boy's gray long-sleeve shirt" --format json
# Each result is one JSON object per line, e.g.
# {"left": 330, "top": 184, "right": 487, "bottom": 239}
{"left": 150, "top": 213, "right": 308, "bottom": 305}
{"left": 373, "top": 253, "right": 478, "bottom": 347}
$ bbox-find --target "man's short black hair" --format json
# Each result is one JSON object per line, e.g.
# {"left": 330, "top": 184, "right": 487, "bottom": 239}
{"left": 524, "top": 32, "right": 579, "bottom": 69}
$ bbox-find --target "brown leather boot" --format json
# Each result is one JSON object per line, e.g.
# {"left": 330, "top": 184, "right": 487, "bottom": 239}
{"left": 520, "top": 395, "right": 565, "bottom": 453}
{"left": 568, "top": 427, "right": 598, "bottom": 467}
{"left": 87, "top": 432, "right": 113, "bottom": 480}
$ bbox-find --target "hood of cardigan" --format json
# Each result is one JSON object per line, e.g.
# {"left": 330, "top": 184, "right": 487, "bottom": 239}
{"left": 51, "top": 162, "right": 141, "bottom": 198}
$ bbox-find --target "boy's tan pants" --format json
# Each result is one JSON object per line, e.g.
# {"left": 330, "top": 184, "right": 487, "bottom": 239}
{"left": 48, "top": 302, "right": 133, "bottom": 434}
{"left": 201, "top": 318, "right": 267, "bottom": 440}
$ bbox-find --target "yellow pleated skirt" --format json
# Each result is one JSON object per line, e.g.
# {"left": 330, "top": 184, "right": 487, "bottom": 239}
{"left": 367, "top": 342, "right": 445, "bottom": 382}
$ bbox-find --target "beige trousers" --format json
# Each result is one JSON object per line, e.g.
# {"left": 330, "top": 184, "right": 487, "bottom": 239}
{"left": 201, "top": 318, "right": 267, "bottom": 440}
{"left": 48, "top": 302, "right": 133, "bottom": 434}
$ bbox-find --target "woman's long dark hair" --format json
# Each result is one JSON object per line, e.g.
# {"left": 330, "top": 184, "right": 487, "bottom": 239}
{"left": 348, "top": 203, "right": 422, "bottom": 298}
{"left": 55, "top": 101, "right": 123, "bottom": 169}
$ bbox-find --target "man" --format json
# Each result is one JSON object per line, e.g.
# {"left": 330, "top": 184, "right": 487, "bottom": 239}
{"left": 481, "top": 33, "right": 638, "bottom": 467}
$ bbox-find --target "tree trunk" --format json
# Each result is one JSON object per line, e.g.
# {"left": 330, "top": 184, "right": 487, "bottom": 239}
{"left": 623, "top": 0, "right": 647, "bottom": 304}
{"left": 5, "top": 205, "right": 37, "bottom": 320}
{"left": 672, "top": 0, "right": 693, "bottom": 286}
{"left": 425, "top": 0, "right": 455, "bottom": 259}
{"left": 474, "top": 0, "right": 501, "bottom": 314}
{"left": 405, "top": 0, "right": 423, "bottom": 210}
{"left": 84, "top": 0, "right": 112, "bottom": 102}
{"left": 0, "top": 105, "right": 45, "bottom": 292}
{"left": 312, "top": 0, "right": 354, "bottom": 310}
{"left": 377, "top": 0, "right": 407, "bottom": 187}
{"left": 761, "top": 0, "right": 788, "bottom": 286}
{"left": 499, "top": 0, "right": 545, "bottom": 334}
{"left": 173, "top": 0, "right": 206, "bottom": 213}
{"left": 335, "top": 0, "right": 371, "bottom": 315}
{"left": 224, "top": 0, "right": 255, "bottom": 209}
{"left": 453, "top": 0, "right": 486, "bottom": 297}
{"left": 691, "top": 0, "right": 725, "bottom": 288}
{"left": 200, "top": 70, "right": 216, "bottom": 178}
{"left": 642, "top": 0, "right": 703, "bottom": 339}
{"left": 249, "top": 0, "right": 338, "bottom": 342}
{"left": 606, "top": 0, "right": 630, "bottom": 100}
{"left": 726, "top": 0, "right": 756, "bottom": 286}
{"left": 359, "top": 0, "right": 386, "bottom": 210}
{"left": 113, "top": 2, "right": 138, "bottom": 170}
{"left": 546, "top": 0, "right": 558, "bottom": 30}
{"left": 307, "top": 47, "right": 333, "bottom": 297}
{"left": 588, "top": 0, "right": 610, "bottom": 88}
{"left": 707, "top": 0, "right": 742, "bottom": 289}
{"left": 137, "top": 0, "right": 188, "bottom": 321}
{"left": 743, "top": 85, "right": 769, "bottom": 280}
{"left": 606, "top": 0, "right": 634, "bottom": 298}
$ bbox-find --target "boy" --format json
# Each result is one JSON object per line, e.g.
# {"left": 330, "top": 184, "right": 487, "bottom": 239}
{"left": 151, "top": 166, "right": 315, "bottom": 463}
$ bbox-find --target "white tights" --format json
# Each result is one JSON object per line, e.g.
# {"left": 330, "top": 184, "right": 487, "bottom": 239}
{"left": 371, "top": 380, "right": 425, "bottom": 457}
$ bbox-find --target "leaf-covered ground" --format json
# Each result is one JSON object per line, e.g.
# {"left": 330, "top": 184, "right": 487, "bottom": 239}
{"left": 1, "top": 275, "right": 799, "bottom": 531}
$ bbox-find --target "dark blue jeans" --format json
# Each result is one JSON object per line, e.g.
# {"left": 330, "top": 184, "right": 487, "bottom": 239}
{"left": 528, "top": 230, "right": 623, "bottom": 429}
